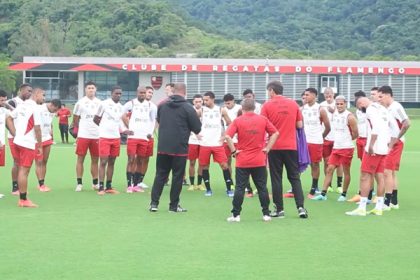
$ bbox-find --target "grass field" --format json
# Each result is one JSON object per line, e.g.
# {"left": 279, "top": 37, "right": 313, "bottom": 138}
{"left": 0, "top": 119, "right": 419, "bottom": 280}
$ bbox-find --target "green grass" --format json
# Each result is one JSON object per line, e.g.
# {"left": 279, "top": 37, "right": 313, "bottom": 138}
{"left": 0, "top": 120, "right": 420, "bottom": 280}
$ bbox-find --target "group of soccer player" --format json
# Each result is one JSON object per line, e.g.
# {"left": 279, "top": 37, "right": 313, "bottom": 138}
{"left": 0, "top": 80, "right": 411, "bottom": 220}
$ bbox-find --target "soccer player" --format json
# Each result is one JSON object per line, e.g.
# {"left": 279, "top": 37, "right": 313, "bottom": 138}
{"left": 187, "top": 94, "right": 204, "bottom": 191}
{"left": 222, "top": 93, "right": 241, "bottom": 175}
{"left": 378, "top": 85, "right": 410, "bottom": 210}
{"left": 56, "top": 103, "right": 71, "bottom": 143}
{"left": 225, "top": 98, "right": 279, "bottom": 222}
{"left": 123, "top": 86, "right": 157, "bottom": 193}
{"left": 7, "top": 83, "right": 32, "bottom": 195}
{"left": 0, "top": 89, "right": 10, "bottom": 198}
{"left": 35, "top": 97, "right": 62, "bottom": 192}
{"left": 242, "top": 89, "right": 262, "bottom": 114}
{"left": 94, "top": 86, "right": 129, "bottom": 195}
{"left": 345, "top": 97, "right": 396, "bottom": 216}
{"left": 73, "top": 81, "right": 102, "bottom": 192}
{"left": 6, "top": 88, "right": 45, "bottom": 207}
{"left": 198, "top": 91, "right": 234, "bottom": 197}
{"left": 301, "top": 87, "right": 331, "bottom": 198}
{"left": 261, "top": 80, "right": 308, "bottom": 218}
{"left": 312, "top": 95, "right": 358, "bottom": 201}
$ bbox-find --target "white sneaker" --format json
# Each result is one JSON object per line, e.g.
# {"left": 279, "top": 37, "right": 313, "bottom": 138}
{"left": 345, "top": 208, "right": 366, "bottom": 216}
{"left": 227, "top": 215, "right": 240, "bottom": 222}
{"left": 139, "top": 182, "right": 149, "bottom": 189}
{"left": 92, "top": 184, "right": 99, "bottom": 190}
{"left": 390, "top": 203, "right": 399, "bottom": 210}
{"left": 0, "top": 193, "right": 4, "bottom": 198}
{"left": 75, "top": 184, "right": 83, "bottom": 192}
{"left": 262, "top": 215, "right": 272, "bottom": 222}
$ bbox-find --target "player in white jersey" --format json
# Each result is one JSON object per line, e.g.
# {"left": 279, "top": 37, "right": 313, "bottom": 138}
{"left": 377, "top": 86, "right": 410, "bottom": 210}
{"left": 320, "top": 87, "right": 344, "bottom": 192}
{"left": 6, "top": 88, "right": 45, "bottom": 207}
{"left": 301, "top": 87, "right": 331, "bottom": 198}
{"left": 123, "top": 86, "right": 157, "bottom": 193}
{"left": 198, "top": 91, "right": 233, "bottom": 197}
{"left": 346, "top": 97, "right": 398, "bottom": 216}
{"left": 7, "top": 83, "right": 32, "bottom": 195}
{"left": 312, "top": 95, "right": 358, "bottom": 201}
{"left": 94, "top": 86, "right": 130, "bottom": 195}
{"left": 187, "top": 94, "right": 205, "bottom": 191}
{"left": 35, "top": 98, "right": 61, "bottom": 192}
{"left": 0, "top": 90, "right": 10, "bottom": 198}
{"left": 242, "top": 89, "right": 262, "bottom": 114}
{"left": 72, "top": 81, "right": 102, "bottom": 192}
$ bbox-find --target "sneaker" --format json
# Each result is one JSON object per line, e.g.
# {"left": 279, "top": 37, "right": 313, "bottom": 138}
{"left": 187, "top": 185, "right": 195, "bottom": 191}
{"left": 270, "top": 210, "right": 285, "bottom": 218}
{"left": 92, "top": 184, "right": 99, "bottom": 191}
{"left": 0, "top": 193, "right": 4, "bottom": 198}
{"left": 149, "top": 204, "right": 158, "bottom": 212}
{"left": 390, "top": 203, "right": 399, "bottom": 210}
{"left": 97, "top": 190, "right": 105, "bottom": 195}
{"left": 197, "top": 184, "right": 206, "bottom": 191}
{"left": 336, "top": 187, "right": 343, "bottom": 194}
{"left": 75, "top": 184, "right": 83, "bottom": 192}
{"left": 226, "top": 190, "right": 234, "bottom": 198}
{"left": 182, "top": 179, "right": 188, "bottom": 186}
{"left": 345, "top": 208, "right": 366, "bottom": 216}
{"left": 227, "top": 215, "right": 240, "bottom": 222}
{"left": 204, "top": 190, "right": 213, "bottom": 197}
{"left": 18, "top": 199, "right": 38, "bottom": 208}
{"left": 312, "top": 194, "right": 327, "bottom": 201}
{"left": 307, "top": 193, "right": 315, "bottom": 199}
{"left": 169, "top": 205, "right": 187, "bottom": 213}
{"left": 382, "top": 204, "right": 391, "bottom": 211}
{"left": 132, "top": 186, "right": 145, "bottom": 193}
{"left": 298, "top": 207, "right": 308, "bottom": 218}
{"left": 262, "top": 215, "right": 272, "bottom": 222}
{"left": 38, "top": 185, "right": 51, "bottom": 192}
{"left": 246, "top": 192, "right": 254, "bottom": 198}
{"left": 368, "top": 208, "right": 383, "bottom": 216}
{"left": 139, "top": 182, "right": 149, "bottom": 189}
{"left": 105, "top": 188, "right": 120, "bottom": 194}
{"left": 327, "top": 186, "right": 334, "bottom": 193}
{"left": 371, "top": 196, "right": 378, "bottom": 204}
{"left": 283, "top": 192, "right": 294, "bottom": 198}
{"left": 347, "top": 194, "right": 361, "bottom": 202}
{"left": 315, "top": 188, "right": 321, "bottom": 194}
{"left": 126, "top": 186, "right": 134, "bottom": 193}
{"left": 337, "top": 195, "right": 347, "bottom": 202}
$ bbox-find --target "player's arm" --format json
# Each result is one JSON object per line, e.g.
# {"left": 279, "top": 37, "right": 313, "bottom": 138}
{"left": 296, "top": 108, "right": 303, "bottom": 129}
{"left": 348, "top": 113, "right": 359, "bottom": 140}
{"left": 93, "top": 104, "right": 104, "bottom": 126}
{"left": 6, "top": 115, "right": 15, "bottom": 137}
{"left": 225, "top": 121, "right": 238, "bottom": 156}
{"left": 398, "top": 118, "right": 410, "bottom": 140}
{"left": 221, "top": 107, "right": 231, "bottom": 126}
{"left": 263, "top": 120, "right": 279, "bottom": 153}
{"left": 320, "top": 108, "right": 331, "bottom": 138}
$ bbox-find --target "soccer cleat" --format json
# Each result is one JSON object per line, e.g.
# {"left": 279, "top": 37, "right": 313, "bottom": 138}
{"left": 368, "top": 208, "right": 383, "bottom": 216}
{"left": 246, "top": 192, "right": 254, "bottom": 198}
{"left": 307, "top": 193, "right": 315, "bottom": 199}
{"left": 262, "top": 215, "right": 272, "bottom": 222}
{"left": 315, "top": 188, "right": 321, "bottom": 194}
{"left": 97, "top": 190, "right": 105, "bottom": 196}
{"left": 227, "top": 215, "right": 240, "bottom": 222}
{"left": 298, "top": 207, "right": 308, "bottom": 218}
{"left": 126, "top": 186, "right": 134, "bottom": 193}
{"left": 18, "top": 199, "right": 38, "bottom": 208}
{"left": 92, "top": 184, "right": 99, "bottom": 191}
{"left": 0, "top": 193, "right": 4, "bottom": 199}
{"left": 382, "top": 204, "right": 391, "bottom": 211}
{"left": 149, "top": 204, "right": 158, "bottom": 212}
{"left": 390, "top": 203, "right": 399, "bottom": 210}
{"left": 347, "top": 194, "right": 361, "bottom": 202}
{"left": 169, "top": 205, "right": 187, "bottom": 213}
{"left": 197, "top": 185, "right": 206, "bottom": 191}
{"left": 226, "top": 190, "right": 234, "bottom": 198}
{"left": 337, "top": 195, "right": 347, "bottom": 202}
{"left": 139, "top": 182, "right": 149, "bottom": 189}
{"left": 345, "top": 208, "right": 366, "bottom": 216}
{"left": 204, "top": 190, "right": 213, "bottom": 197}
{"left": 283, "top": 192, "right": 294, "bottom": 198}
{"left": 38, "top": 185, "right": 51, "bottom": 192}
{"left": 132, "top": 186, "right": 145, "bottom": 193}
{"left": 187, "top": 185, "right": 195, "bottom": 191}
{"left": 371, "top": 196, "right": 378, "bottom": 204}
{"left": 105, "top": 188, "right": 119, "bottom": 194}
{"left": 75, "top": 184, "right": 83, "bottom": 192}
{"left": 336, "top": 187, "right": 343, "bottom": 194}
{"left": 270, "top": 210, "right": 285, "bottom": 218}
{"left": 312, "top": 194, "right": 327, "bottom": 201}
{"left": 327, "top": 186, "right": 334, "bottom": 193}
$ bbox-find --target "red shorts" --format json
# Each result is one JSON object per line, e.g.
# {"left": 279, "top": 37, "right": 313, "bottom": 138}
{"left": 0, "top": 145, "right": 5, "bottom": 166}
{"left": 385, "top": 140, "right": 404, "bottom": 171}
{"left": 323, "top": 140, "right": 334, "bottom": 158}
{"left": 146, "top": 138, "right": 154, "bottom": 157}
{"left": 328, "top": 148, "right": 354, "bottom": 167}
{"left": 99, "top": 138, "right": 121, "bottom": 158}
{"left": 42, "top": 139, "right": 54, "bottom": 147}
{"left": 223, "top": 142, "right": 238, "bottom": 158}
{"left": 356, "top": 137, "right": 367, "bottom": 160}
{"left": 361, "top": 152, "right": 386, "bottom": 174}
{"left": 8, "top": 138, "right": 19, "bottom": 160}
{"left": 308, "top": 143, "right": 323, "bottom": 163}
{"left": 76, "top": 138, "right": 99, "bottom": 157}
{"left": 188, "top": 144, "right": 200, "bottom": 160}
{"left": 127, "top": 138, "right": 151, "bottom": 157}
{"left": 199, "top": 146, "right": 228, "bottom": 166}
{"left": 15, "top": 145, "right": 36, "bottom": 168}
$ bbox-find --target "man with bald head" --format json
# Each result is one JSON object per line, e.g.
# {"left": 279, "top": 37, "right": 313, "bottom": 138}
{"left": 149, "top": 83, "right": 201, "bottom": 213}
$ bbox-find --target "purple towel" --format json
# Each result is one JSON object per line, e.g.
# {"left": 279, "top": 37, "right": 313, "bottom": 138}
{"left": 296, "top": 128, "right": 311, "bottom": 173}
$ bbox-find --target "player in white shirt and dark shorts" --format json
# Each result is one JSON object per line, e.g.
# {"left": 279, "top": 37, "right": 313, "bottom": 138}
{"left": 73, "top": 81, "right": 102, "bottom": 192}
{"left": 35, "top": 98, "right": 61, "bottom": 192}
